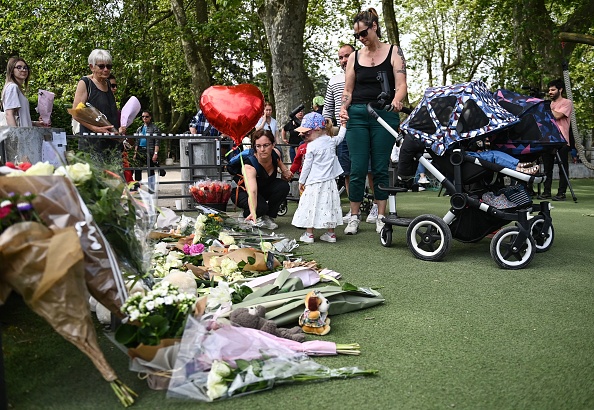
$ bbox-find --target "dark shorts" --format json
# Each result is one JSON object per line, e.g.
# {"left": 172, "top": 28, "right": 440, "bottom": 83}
{"left": 337, "top": 139, "right": 350, "bottom": 175}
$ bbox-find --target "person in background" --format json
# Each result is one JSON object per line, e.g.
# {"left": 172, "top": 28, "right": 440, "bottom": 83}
{"left": 133, "top": 110, "right": 161, "bottom": 185}
{"left": 312, "top": 96, "right": 325, "bottom": 114}
{"left": 340, "top": 8, "right": 408, "bottom": 235}
{"left": 282, "top": 106, "right": 304, "bottom": 162}
{"left": 230, "top": 129, "right": 292, "bottom": 230}
{"left": 72, "top": 49, "right": 125, "bottom": 154}
{"left": 255, "top": 102, "right": 279, "bottom": 142}
{"left": 1, "top": 57, "right": 47, "bottom": 127}
{"left": 292, "top": 113, "right": 346, "bottom": 243}
{"left": 537, "top": 79, "right": 573, "bottom": 202}
{"left": 189, "top": 109, "right": 221, "bottom": 136}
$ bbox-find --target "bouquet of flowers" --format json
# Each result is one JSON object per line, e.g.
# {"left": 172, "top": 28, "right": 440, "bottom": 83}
{"left": 115, "top": 281, "right": 197, "bottom": 350}
{"left": 67, "top": 102, "right": 115, "bottom": 132}
{"left": 0, "top": 197, "right": 136, "bottom": 406}
{"left": 190, "top": 180, "right": 232, "bottom": 205}
{"left": 192, "top": 212, "right": 225, "bottom": 244}
{"left": 0, "top": 191, "right": 43, "bottom": 234}
{"left": 167, "top": 315, "right": 377, "bottom": 401}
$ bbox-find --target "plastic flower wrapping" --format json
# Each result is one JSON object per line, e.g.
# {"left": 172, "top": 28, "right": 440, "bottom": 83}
{"left": 0, "top": 173, "right": 139, "bottom": 406}
{"left": 67, "top": 102, "right": 115, "bottom": 132}
{"left": 166, "top": 315, "right": 377, "bottom": 401}
{"left": 190, "top": 180, "right": 232, "bottom": 204}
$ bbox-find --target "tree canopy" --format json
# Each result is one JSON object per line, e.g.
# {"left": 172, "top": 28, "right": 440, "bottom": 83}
{"left": 1, "top": 0, "right": 592, "bottom": 135}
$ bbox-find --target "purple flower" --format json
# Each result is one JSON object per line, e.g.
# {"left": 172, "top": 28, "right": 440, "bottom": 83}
{"left": 16, "top": 202, "right": 33, "bottom": 212}
{"left": 183, "top": 243, "right": 205, "bottom": 256}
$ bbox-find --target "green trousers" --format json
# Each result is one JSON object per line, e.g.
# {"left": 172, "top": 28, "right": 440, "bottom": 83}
{"left": 345, "top": 104, "right": 400, "bottom": 202}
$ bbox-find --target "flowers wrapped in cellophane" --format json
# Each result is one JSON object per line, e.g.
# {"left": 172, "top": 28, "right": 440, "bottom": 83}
{"left": 167, "top": 315, "right": 377, "bottom": 401}
{"left": 67, "top": 102, "right": 115, "bottom": 132}
{"left": 190, "top": 180, "right": 232, "bottom": 205}
{"left": 0, "top": 218, "right": 136, "bottom": 406}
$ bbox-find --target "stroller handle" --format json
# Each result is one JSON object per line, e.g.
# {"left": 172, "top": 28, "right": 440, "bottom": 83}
{"left": 366, "top": 101, "right": 412, "bottom": 117}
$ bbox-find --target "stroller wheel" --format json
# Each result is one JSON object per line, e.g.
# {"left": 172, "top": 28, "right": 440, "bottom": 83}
{"left": 380, "top": 226, "right": 393, "bottom": 247}
{"left": 406, "top": 214, "right": 452, "bottom": 261}
{"left": 490, "top": 226, "right": 536, "bottom": 269}
{"left": 529, "top": 216, "right": 554, "bottom": 253}
{"left": 277, "top": 199, "right": 288, "bottom": 216}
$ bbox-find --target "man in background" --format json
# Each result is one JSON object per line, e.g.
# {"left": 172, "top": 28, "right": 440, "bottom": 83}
{"left": 538, "top": 79, "right": 573, "bottom": 201}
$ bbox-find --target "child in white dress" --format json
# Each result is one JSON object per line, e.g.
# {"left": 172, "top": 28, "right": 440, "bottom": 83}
{"left": 292, "top": 112, "right": 346, "bottom": 243}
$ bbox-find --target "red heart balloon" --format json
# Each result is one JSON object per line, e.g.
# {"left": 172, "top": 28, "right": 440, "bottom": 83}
{"left": 200, "top": 84, "right": 265, "bottom": 145}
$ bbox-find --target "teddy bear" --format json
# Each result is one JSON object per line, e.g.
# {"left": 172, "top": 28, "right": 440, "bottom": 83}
{"left": 298, "top": 290, "right": 330, "bottom": 335}
{"left": 230, "top": 305, "right": 306, "bottom": 343}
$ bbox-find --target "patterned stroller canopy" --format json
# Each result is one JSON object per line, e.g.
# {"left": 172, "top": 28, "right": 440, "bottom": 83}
{"left": 491, "top": 89, "right": 566, "bottom": 156}
{"left": 400, "top": 80, "right": 519, "bottom": 156}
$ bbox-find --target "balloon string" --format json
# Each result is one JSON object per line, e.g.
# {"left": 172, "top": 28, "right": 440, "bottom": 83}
{"left": 239, "top": 154, "right": 256, "bottom": 219}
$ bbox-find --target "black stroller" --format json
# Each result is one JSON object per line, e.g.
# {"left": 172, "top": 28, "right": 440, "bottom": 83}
{"left": 372, "top": 80, "right": 564, "bottom": 269}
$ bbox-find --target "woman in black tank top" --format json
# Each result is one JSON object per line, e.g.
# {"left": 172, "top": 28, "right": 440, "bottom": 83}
{"left": 72, "top": 49, "right": 125, "bottom": 154}
{"left": 338, "top": 7, "right": 408, "bottom": 236}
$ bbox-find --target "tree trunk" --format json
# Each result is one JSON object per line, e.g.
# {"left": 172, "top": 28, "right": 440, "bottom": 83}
{"left": 381, "top": 0, "right": 400, "bottom": 46}
{"left": 257, "top": 0, "right": 313, "bottom": 136}
{"left": 169, "top": 0, "right": 212, "bottom": 108}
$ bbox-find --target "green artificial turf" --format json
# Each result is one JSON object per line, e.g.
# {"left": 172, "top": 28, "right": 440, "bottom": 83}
{"left": 2, "top": 179, "right": 594, "bottom": 409}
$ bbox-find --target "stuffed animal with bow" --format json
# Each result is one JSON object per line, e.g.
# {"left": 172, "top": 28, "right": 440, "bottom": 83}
{"left": 298, "top": 290, "right": 330, "bottom": 335}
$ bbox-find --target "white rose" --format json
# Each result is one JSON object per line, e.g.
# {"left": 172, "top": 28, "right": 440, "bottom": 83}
{"left": 69, "top": 163, "right": 92, "bottom": 183}
{"left": 206, "top": 381, "right": 228, "bottom": 401}
{"left": 211, "top": 360, "right": 232, "bottom": 377}
{"left": 24, "top": 161, "right": 55, "bottom": 176}
{"left": 154, "top": 241, "right": 169, "bottom": 255}
{"left": 218, "top": 232, "right": 235, "bottom": 246}
{"left": 260, "top": 241, "right": 273, "bottom": 252}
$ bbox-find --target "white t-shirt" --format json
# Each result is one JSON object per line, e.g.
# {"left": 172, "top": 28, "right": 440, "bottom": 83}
{"left": 1, "top": 82, "right": 32, "bottom": 127}
{"left": 256, "top": 117, "right": 278, "bottom": 138}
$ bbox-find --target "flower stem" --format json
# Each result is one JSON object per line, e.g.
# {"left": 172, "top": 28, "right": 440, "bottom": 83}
{"left": 110, "top": 379, "right": 137, "bottom": 407}
{"left": 336, "top": 343, "right": 361, "bottom": 355}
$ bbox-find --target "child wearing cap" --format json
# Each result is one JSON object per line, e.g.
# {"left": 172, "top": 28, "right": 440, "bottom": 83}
{"left": 291, "top": 112, "right": 347, "bottom": 243}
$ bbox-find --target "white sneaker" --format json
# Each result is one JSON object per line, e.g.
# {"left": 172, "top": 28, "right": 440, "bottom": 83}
{"left": 342, "top": 210, "right": 352, "bottom": 222}
{"left": 261, "top": 215, "right": 278, "bottom": 230}
{"left": 366, "top": 203, "right": 378, "bottom": 223}
{"left": 344, "top": 215, "right": 360, "bottom": 235}
{"left": 376, "top": 214, "right": 385, "bottom": 233}
{"left": 299, "top": 232, "right": 314, "bottom": 243}
{"left": 320, "top": 232, "right": 337, "bottom": 243}
{"left": 418, "top": 176, "right": 429, "bottom": 184}
{"left": 418, "top": 186, "right": 426, "bottom": 191}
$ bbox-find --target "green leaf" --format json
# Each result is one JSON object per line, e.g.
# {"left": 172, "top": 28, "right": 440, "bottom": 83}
{"left": 114, "top": 323, "right": 140, "bottom": 346}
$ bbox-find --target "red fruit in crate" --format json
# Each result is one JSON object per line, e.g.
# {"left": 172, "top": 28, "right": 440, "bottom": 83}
{"left": 200, "top": 84, "right": 265, "bottom": 145}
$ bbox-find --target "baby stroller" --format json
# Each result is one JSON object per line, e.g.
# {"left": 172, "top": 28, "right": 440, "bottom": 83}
{"left": 374, "top": 80, "right": 565, "bottom": 269}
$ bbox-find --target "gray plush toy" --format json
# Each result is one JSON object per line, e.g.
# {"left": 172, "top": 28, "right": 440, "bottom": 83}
{"left": 229, "top": 305, "right": 305, "bottom": 343}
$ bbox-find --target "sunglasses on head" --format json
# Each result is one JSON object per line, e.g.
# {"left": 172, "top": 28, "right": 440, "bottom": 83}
{"left": 354, "top": 26, "right": 371, "bottom": 40}
{"left": 96, "top": 64, "right": 113, "bottom": 70}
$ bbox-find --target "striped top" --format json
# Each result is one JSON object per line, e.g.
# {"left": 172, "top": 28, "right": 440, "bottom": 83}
{"left": 322, "top": 72, "right": 345, "bottom": 124}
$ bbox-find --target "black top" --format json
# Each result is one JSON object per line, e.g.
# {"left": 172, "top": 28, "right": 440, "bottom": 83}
{"left": 283, "top": 120, "right": 302, "bottom": 146}
{"left": 229, "top": 149, "right": 281, "bottom": 183}
{"left": 78, "top": 76, "right": 121, "bottom": 152}
{"left": 351, "top": 45, "right": 395, "bottom": 105}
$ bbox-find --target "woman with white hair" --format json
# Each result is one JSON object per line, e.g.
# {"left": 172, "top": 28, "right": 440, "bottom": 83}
{"left": 72, "top": 48, "right": 125, "bottom": 152}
